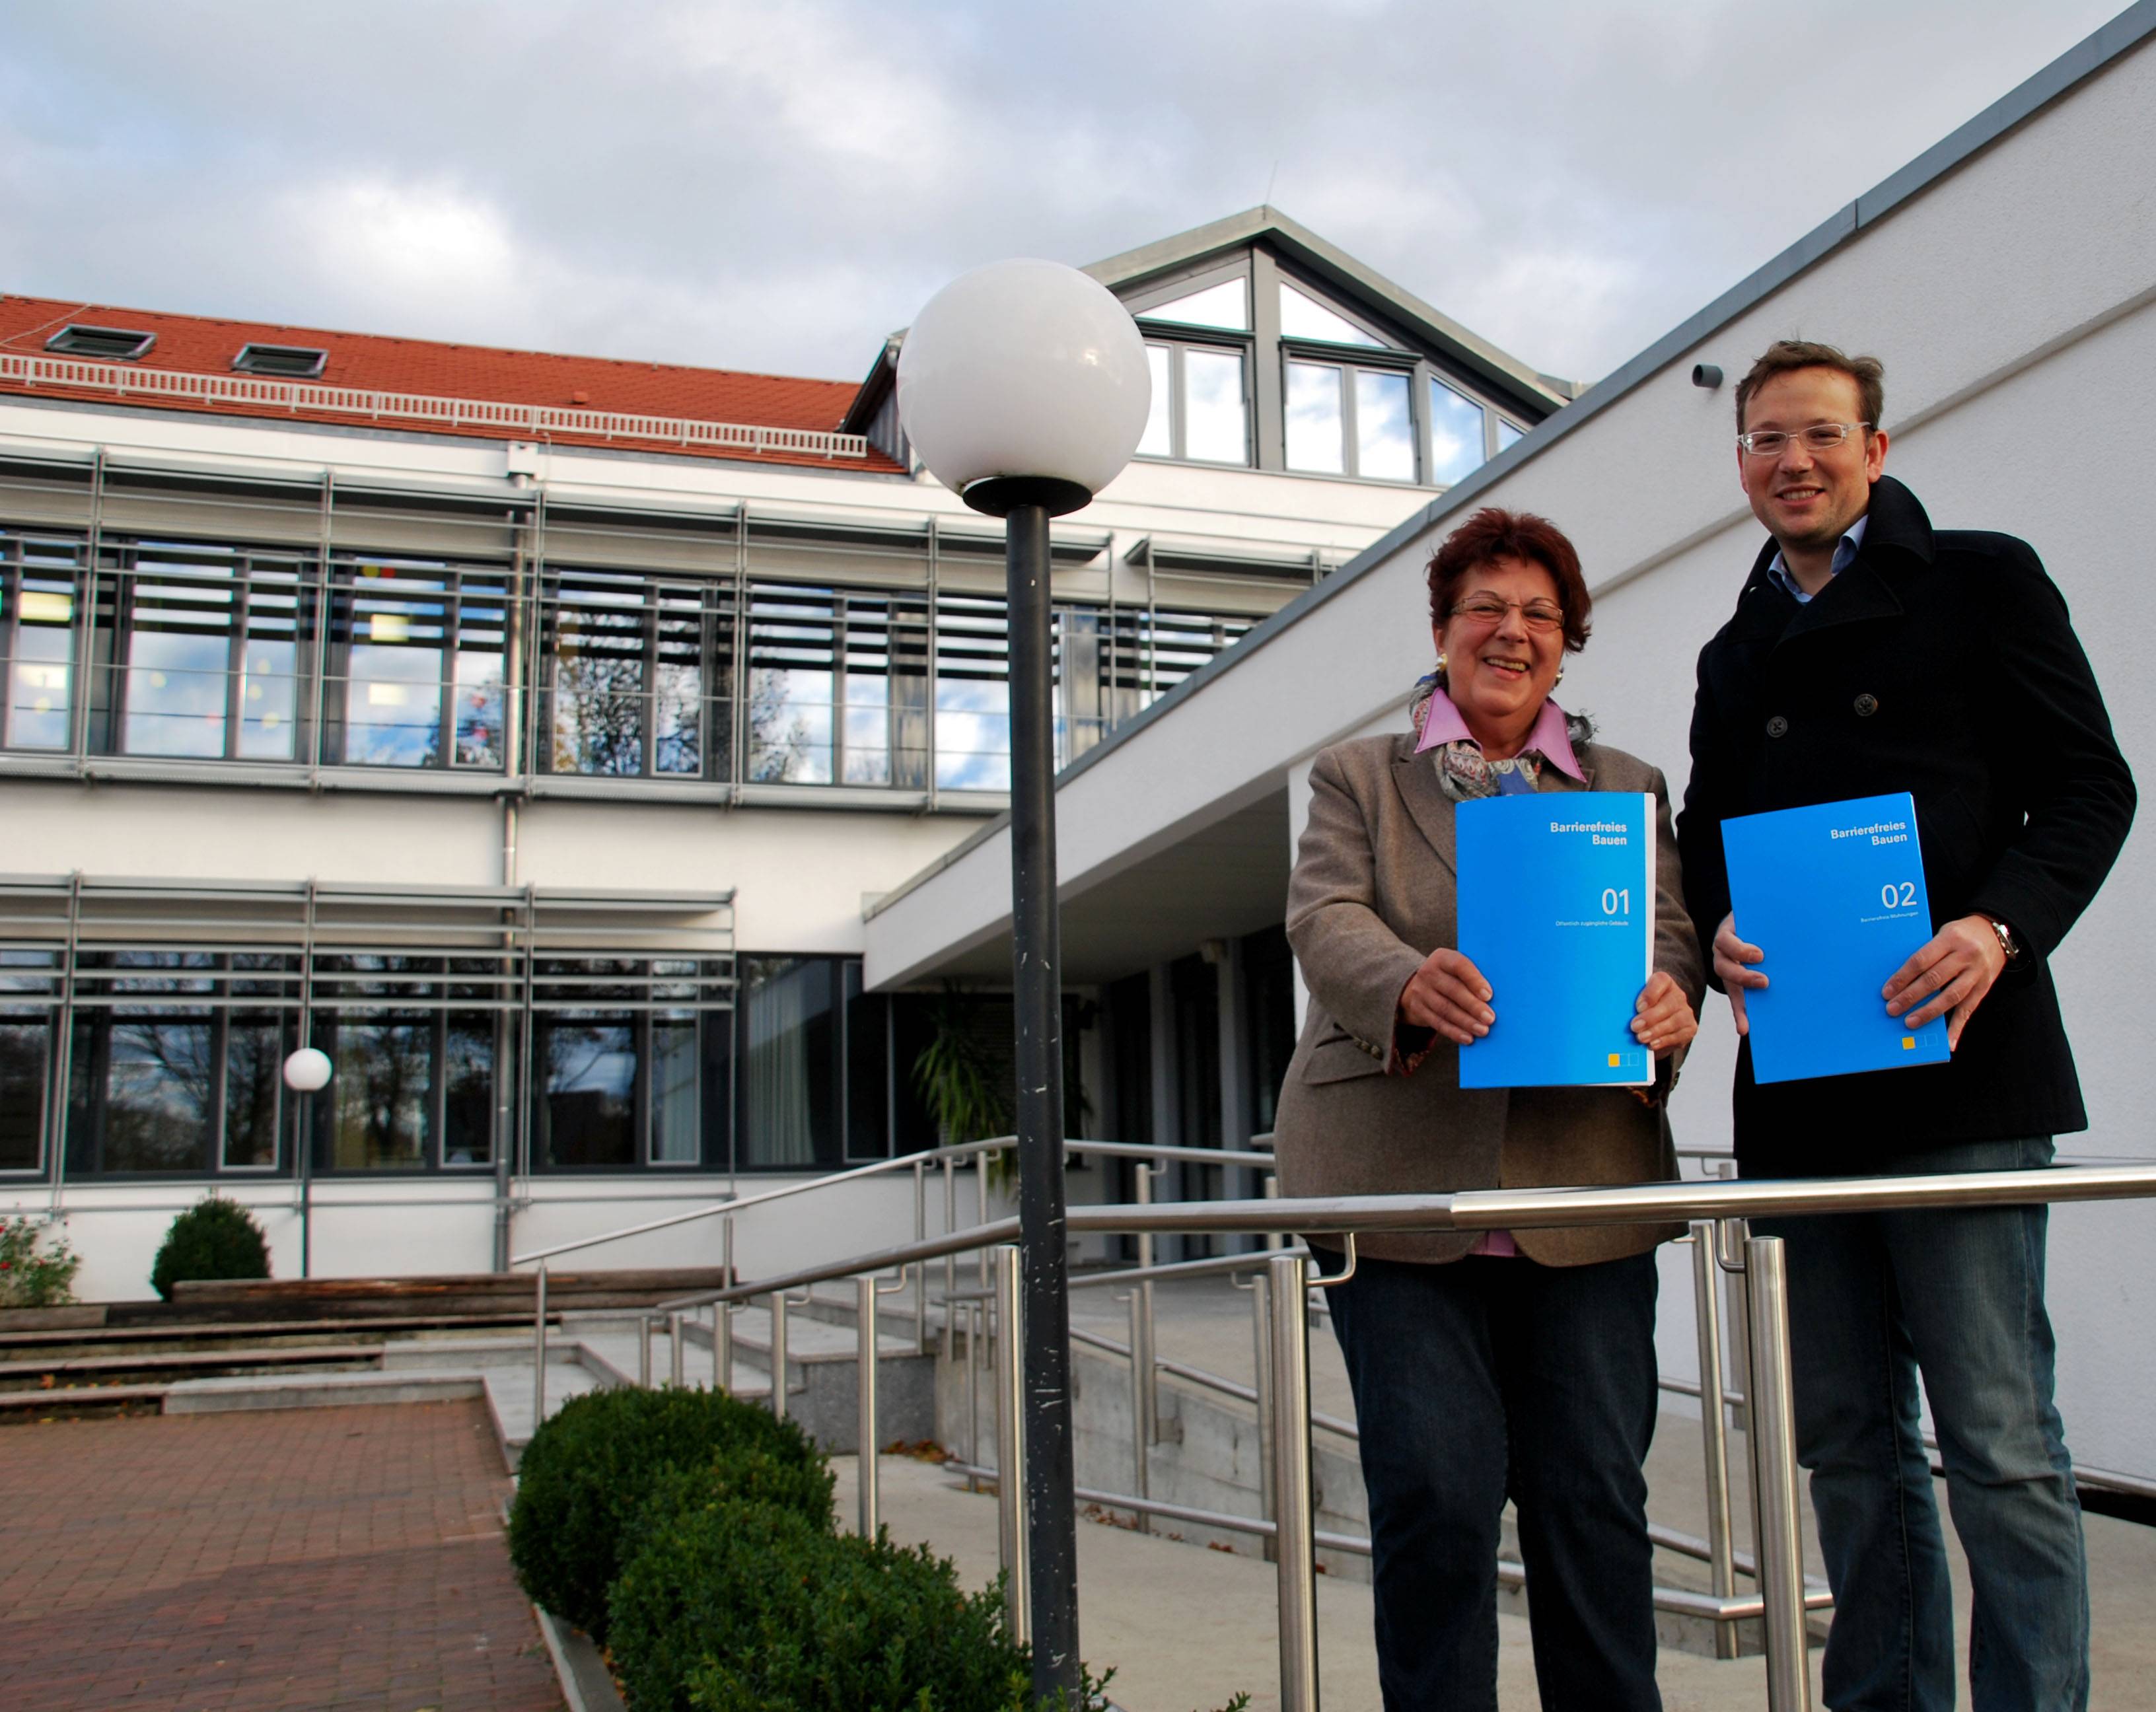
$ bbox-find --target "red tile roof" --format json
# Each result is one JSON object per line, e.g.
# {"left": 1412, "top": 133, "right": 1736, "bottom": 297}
{"left": 0, "top": 293, "right": 903, "bottom": 474}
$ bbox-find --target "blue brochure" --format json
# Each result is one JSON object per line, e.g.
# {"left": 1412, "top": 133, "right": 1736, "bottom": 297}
{"left": 1719, "top": 793, "right": 1951, "bottom": 1084}
{"left": 1455, "top": 791, "right": 1656, "bottom": 1088}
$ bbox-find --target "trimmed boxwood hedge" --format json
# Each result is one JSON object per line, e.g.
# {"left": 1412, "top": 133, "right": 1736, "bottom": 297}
{"left": 609, "top": 1490, "right": 1038, "bottom": 1712}
{"left": 149, "top": 1196, "right": 270, "bottom": 1301}
{"left": 507, "top": 1384, "right": 831, "bottom": 1643}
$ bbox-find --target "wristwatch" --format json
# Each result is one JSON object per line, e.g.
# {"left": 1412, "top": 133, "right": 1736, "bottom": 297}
{"left": 1979, "top": 913, "right": 2022, "bottom": 965}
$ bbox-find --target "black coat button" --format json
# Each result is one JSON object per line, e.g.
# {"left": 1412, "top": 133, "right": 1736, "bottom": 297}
{"left": 1854, "top": 694, "right": 1879, "bottom": 717}
{"left": 1766, "top": 715, "right": 1789, "bottom": 738}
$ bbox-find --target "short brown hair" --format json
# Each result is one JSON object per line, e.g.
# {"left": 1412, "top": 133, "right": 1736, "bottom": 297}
{"left": 1735, "top": 339, "right": 1885, "bottom": 433}
{"left": 1425, "top": 507, "right": 1592, "bottom": 655}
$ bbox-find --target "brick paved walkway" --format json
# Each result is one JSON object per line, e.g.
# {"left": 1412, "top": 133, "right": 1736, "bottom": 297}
{"left": 0, "top": 1400, "right": 563, "bottom": 1712}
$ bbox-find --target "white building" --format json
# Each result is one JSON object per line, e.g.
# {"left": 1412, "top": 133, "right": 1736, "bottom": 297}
{"left": 0, "top": 210, "right": 1563, "bottom": 1298}
{"left": 867, "top": 7, "right": 2156, "bottom": 1483}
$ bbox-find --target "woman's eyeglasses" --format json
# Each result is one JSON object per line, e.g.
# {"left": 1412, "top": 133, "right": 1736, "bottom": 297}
{"left": 1449, "top": 596, "right": 1564, "bottom": 632}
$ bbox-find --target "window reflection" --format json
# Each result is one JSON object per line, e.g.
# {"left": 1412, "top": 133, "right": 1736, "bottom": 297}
{"left": 1497, "top": 419, "right": 1525, "bottom": 454}
{"left": 1285, "top": 363, "right": 1346, "bottom": 474}
{"left": 5, "top": 559, "right": 76, "bottom": 750}
{"left": 70, "top": 1012, "right": 216, "bottom": 1174}
{"left": 1279, "top": 283, "right": 1382, "bottom": 347}
{"left": 1139, "top": 277, "right": 1249, "bottom": 332}
{"left": 1182, "top": 349, "right": 1250, "bottom": 464}
{"left": 1355, "top": 371, "right": 1415, "bottom": 482}
{"left": 1429, "top": 379, "right": 1489, "bottom": 486}
{"left": 652, "top": 1017, "right": 700, "bottom": 1164}
{"left": 1139, "top": 346, "right": 1171, "bottom": 457}
{"left": 336, "top": 559, "right": 506, "bottom": 770}
{"left": 223, "top": 1014, "right": 284, "bottom": 1169}
{"left": 742, "top": 957, "right": 837, "bottom": 1170}
{"left": 0, "top": 1020, "right": 44, "bottom": 1172}
{"left": 328, "top": 1019, "right": 430, "bottom": 1170}
{"left": 537, "top": 1018, "right": 636, "bottom": 1168}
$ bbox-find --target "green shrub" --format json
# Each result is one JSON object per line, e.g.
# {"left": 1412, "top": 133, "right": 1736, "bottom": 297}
{"left": 0, "top": 1215, "right": 82, "bottom": 1307}
{"left": 508, "top": 1384, "right": 831, "bottom": 1643}
{"left": 608, "top": 1495, "right": 1036, "bottom": 1712}
{"left": 149, "top": 1197, "right": 269, "bottom": 1301}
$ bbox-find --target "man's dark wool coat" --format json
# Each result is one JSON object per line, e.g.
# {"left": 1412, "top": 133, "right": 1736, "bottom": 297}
{"left": 1677, "top": 474, "right": 2136, "bottom": 1176}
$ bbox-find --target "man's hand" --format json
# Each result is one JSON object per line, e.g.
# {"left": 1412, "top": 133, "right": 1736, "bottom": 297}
{"left": 1713, "top": 912, "right": 1768, "bottom": 1036}
{"left": 1884, "top": 914, "right": 2008, "bottom": 1050}
{"left": 1400, "top": 947, "right": 1494, "bottom": 1046}
{"left": 1632, "top": 971, "right": 1699, "bottom": 1059}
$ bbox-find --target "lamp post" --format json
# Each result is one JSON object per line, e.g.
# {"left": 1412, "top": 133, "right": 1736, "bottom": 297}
{"left": 283, "top": 1047, "right": 332, "bottom": 1277}
{"left": 896, "top": 258, "right": 1149, "bottom": 1701}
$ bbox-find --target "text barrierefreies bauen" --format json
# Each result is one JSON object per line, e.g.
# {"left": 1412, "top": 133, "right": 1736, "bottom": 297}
{"left": 1830, "top": 818, "right": 1911, "bottom": 846}
{"left": 1550, "top": 818, "right": 1629, "bottom": 847}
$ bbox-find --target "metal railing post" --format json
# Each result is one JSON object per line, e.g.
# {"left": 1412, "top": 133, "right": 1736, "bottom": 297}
{"left": 942, "top": 1156, "right": 958, "bottom": 1360}
{"left": 859, "top": 1273, "right": 882, "bottom": 1537}
{"left": 637, "top": 1313, "right": 653, "bottom": 1389}
{"left": 1264, "top": 1174, "right": 1283, "bottom": 1249}
{"left": 770, "top": 1291, "right": 791, "bottom": 1421}
{"left": 668, "top": 1310, "right": 684, "bottom": 1388}
{"left": 1267, "top": 1250, "right": 1320, "bottom": 1712}
{"left": 1135, "top": 1164, "right": 1159, "bottom": 1439}
{"left": 1689, "top": 1223, "right": 1740, "bottom": 1658}
{"left": 965, "top": 1299, "right": 983, "bottom": 1494}
{"left": 532, "top": 1260, "right": 548, "bottom": 1427}
{"left": 977, "top": 1151, "right": 993, "bottom": 1289}
{"left": 713, "top": 1301, "right": 732, "bottom": 1392}
{"left": 1247, "top": 1269, "right": 1277, "bottom": 1561}
{"left": 993, "top": 1244, "right": 1029, "bottom": 1647}
{"left": 913, "top": 1160, "right": 929, "bottom": 1356}
{"left": 1124, "top": 1289, "right": 1152, "bottom": 1533}
{"left": 1744, "top": 1233, "right": 1813, "bottom": 1711}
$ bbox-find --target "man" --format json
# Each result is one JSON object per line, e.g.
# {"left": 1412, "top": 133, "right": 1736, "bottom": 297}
{"left": 1677, "top": 339, "right": 2134, "bottom": 1711}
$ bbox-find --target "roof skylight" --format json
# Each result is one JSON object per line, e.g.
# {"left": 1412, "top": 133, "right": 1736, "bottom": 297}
{"left": 44, "top": 325, "right": 157, "bottom": 361}
{"left": 233, "top": 343, "right": 329, "bottom": 378}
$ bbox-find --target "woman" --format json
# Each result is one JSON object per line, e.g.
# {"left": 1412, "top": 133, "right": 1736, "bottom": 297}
{"left": 1274, "top": 507, "right": 1704, "bottom": 1711}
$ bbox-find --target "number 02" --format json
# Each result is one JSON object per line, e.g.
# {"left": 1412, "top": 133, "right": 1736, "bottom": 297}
{"left": 1601, "top": 888, "right": 1631, "bottom": 915}
{"left": 1880, "top": 881, "right": 1917, "bottom": 908}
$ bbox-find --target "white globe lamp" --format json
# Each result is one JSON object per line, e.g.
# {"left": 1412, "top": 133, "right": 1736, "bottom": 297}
{"left": 896, "top": 258, "right": 1149, "bottom": 517}
{"left": 282, "top": 1046, "right": 332, "bottom": 1093}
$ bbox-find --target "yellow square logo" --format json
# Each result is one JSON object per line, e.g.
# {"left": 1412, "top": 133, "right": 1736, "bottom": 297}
{"left": 1902, "top": 1036, "right": 1917, "bottom": 1050}
{"left": 1608, "top": 1053, "right": 1622, "bottom": 1067}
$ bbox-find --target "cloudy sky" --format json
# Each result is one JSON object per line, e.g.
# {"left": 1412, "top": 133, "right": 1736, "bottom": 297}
{"left": 0, "top": 1, "right": 2127, "bottom": 391}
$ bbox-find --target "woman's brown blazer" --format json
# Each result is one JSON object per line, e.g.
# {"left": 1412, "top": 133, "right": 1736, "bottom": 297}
{"left": 1273, "top": 731, "right": 1706, "bottom": 1266}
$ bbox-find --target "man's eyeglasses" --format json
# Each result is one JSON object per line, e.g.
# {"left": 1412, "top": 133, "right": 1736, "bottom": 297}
{"left": 1449, "top": 596, "right": 1565, "bottom": 632}
{"left": 1737, "top": 422, "right": 1872, "bottom": 457}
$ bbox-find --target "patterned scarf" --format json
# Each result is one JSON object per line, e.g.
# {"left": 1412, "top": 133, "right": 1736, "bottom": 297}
{"left": 1408, "top": 670, "right": 1581, "bottom": 802}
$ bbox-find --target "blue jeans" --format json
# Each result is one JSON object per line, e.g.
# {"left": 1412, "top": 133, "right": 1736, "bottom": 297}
{"left": 1756, "top": 1135, "right": 2088, "bottom": 1711}
{"left": 1328, "top": 1252, "right": 1663, "bottom": 1712}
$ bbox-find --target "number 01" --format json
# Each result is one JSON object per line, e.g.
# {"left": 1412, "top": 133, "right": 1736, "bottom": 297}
{"left": 1601, "top": 888, "right": 1631, "bottom": 915}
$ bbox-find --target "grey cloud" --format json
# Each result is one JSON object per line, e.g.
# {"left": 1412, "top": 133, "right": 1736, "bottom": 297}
{"left": 0, "top": 0, "right": 2125, "bottom": 388}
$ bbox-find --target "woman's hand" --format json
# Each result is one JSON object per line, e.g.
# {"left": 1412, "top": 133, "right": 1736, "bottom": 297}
{"left": 1399, "top": 948, "right": 1494, "bottom": 1046}
{"left": 1632, "top": 970, "right": 1698, "bottom": 1059}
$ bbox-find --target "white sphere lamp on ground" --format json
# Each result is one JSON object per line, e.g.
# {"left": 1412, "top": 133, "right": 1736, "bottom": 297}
{"left": 281, "top": 1046, "right": 332, "bottom": 1093}
{"left": 896, "top": 257, "right": 1151, "bottom": 518}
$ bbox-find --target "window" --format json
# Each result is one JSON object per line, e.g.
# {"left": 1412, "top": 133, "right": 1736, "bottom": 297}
{"left": 44, "top": 326, "right": 156, "bottom": 361}
{"left": 1, "top": 532, "right": 79, "bottom": 751}
{"left": 1497, "top": 418, "right": 1525, "bottom": 454}
{"left": 108, "top": 542, "right": 309, "bottom": 761}
{"left": 309, "top": 956, "right": 497, "bottom": 1172}
{"left": 0, "top": 952, "right": 57, "bottom": 1172}
{"left": 232, "top": 344, "right": 328, "bottom": 379}
{"left": 1139, "top": 278, "right": 1249, "bottom": 332}
{"left": 328, "top": 557, "right": 507, "bottom": 769}
{"left": 744, "top": 586, "right": 929, "bottom": 787}
{"left": 1137, "top": 343, "right": 1250, "bottom": 466}
{"left": 1429, "top": 378, "right": 1490, "bottom": 486}
{"left": 65, "top": 954, "right": 298, "bottom": 1176}
{"left": 531, "top": 958, "right": 717, "bottom": 1171}
{"left": 1279, "top": 283, "right": 1382, "bottom": 347}
{"left": 544, "top": 571, "right": 723, "bottom": 778}
{"left": 1285, "top": 363, "right": 1416, "bottom": 480}
{"left": 730, "top": 957, "right": 901, "bottom": 1167}
{"left": 935, "top": 594, "right": 1010, "bottom": 790}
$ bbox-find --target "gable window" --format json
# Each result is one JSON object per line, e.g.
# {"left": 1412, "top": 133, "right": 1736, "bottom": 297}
{"left": 1429, "top": 378, "right": 1492, "bottom": 487}
{"left": 44, "top": 326, "right": 156, "bottom": 361}
{"left": 1279, "top": 283, "right": 1382, "bottom": 347}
